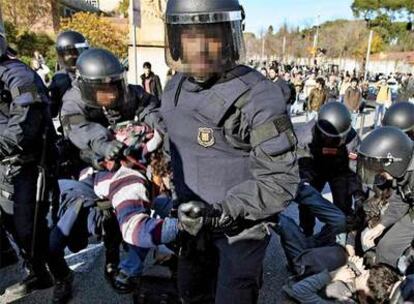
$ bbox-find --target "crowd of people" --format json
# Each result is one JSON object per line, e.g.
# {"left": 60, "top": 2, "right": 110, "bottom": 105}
{"left": 1, "top": 0, "right": 414, "bottom": 304}
{"left": 257, "top": 62, "right": 414, "bottom": 127}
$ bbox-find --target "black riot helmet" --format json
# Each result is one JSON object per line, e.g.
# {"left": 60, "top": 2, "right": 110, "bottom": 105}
{"left": 315, "top": 102, "right": 352, "bottom": 147}
{"left": 76, "top": 48, "right": 126, "bottom": 109}
{"left": 0, "top": 8, "right": 7, "bottom": 57}
{"left": 357, "top": 127, "right": 414, "bottom": 186}
{"left": 56, "top": 31, "right": 89, "bottom": 72}
{"left": 382, "top": 102, "right": 414, "bottom": 140}
{"left": 165, "top": 0, "right": 246, "bottom": 82}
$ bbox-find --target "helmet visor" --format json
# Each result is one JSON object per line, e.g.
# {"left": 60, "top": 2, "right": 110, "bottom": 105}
{"left": 357, "top": 155, "right": 393, "bottom": 186}
{"left": 165, "top": 19, "right": 245, "bottom": 80}
{"left": 79, "top": 77, "right": 125, "bottom": 109}
{"left": 57, "top": 42, "right": 89, "bottom": 71}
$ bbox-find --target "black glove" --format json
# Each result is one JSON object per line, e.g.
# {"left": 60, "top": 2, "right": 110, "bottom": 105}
{"left": 178, "top": 201, "right": 233, "bottom": 236}
{"left": 103, "top": 107, "right": 122, "bottom": 125}
{"left": 102, "top": 140, "right": 126, "bottom": 161}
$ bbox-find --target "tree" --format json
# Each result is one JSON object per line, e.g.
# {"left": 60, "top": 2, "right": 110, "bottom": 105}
{"left": 118, "top": 0, "right": 129, "bottom": 17}
{"left": 60, "top": 12, "right": 128, "bottom": 59}
{"left": 1, "top": 0, "right": 54, "bottom": 32}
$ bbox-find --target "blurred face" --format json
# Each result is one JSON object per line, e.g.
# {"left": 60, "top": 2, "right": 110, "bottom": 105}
{"left": 144, "top": 67, "right": 151, "bottom": 76}
{"left": 181, "top": 28, "right": 223, "bottom": 81}
{"left": 96, "top": 87, "right": 119, "bottom": 108}
{"left": 284, "top": 73, "right": 291, "bottom": 82}
{"left": 351, "top": 81, "right": 358, "bottom": 88}
{"left": 269, "top": 69, "right": 277, "bottom": 80}
{"left": 316, "top": 82, "right": 322, "bottom": 89}
{"left": 260, "top": 69, "right": 268, "bottom": 77}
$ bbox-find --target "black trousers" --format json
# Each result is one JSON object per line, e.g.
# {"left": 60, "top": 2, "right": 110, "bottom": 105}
{"left": 300, "top": 173, "right": 354, "bottom": 236}
{"left": 0, "top": 165, "right": 50, "bottom": 274}
{"left": 177, "top": 233, "right": 269, "bottom": 304}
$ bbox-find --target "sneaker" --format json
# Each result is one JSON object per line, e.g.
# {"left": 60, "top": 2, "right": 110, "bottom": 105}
{"left": 112, "top": 269, "right": 139, "bottom": 294}
{"left": 6, "top": 270, "right": 54, "bottom": 297}
{"left": 52, "top": 271, "right": 74, "bottom": 304}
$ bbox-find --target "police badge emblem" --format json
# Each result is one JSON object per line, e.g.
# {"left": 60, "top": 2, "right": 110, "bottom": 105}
{"left": 197, "top": 128, "right": 215, "bottom": 147}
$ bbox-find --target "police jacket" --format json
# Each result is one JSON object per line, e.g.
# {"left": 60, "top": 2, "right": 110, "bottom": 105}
{"left": 0, "top": 56, "right": 52, "bottom": 161}
{"left": 49, "top": 69, "right": 74, "bottom": 118}
{"left": 380, "top": 154, "right": 414, "bottom": 228}
{"left": 295, "top": 119, "right": 363, "bottom": 195}
{"left": 161, "top": 66, "right": 300, "bottom": 230}
{"left": 60, "top": 82, "right": 161, "bottom": 159}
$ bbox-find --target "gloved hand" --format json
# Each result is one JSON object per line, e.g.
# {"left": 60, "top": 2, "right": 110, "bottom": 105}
{"left": 102, "top": 140, "right": 126, "bottom": 161}
{"left": 103, "top": 107, "right": 122, "bottom": 125}
{"left": 177, "top": 201, "right": 233, "bottom": 236}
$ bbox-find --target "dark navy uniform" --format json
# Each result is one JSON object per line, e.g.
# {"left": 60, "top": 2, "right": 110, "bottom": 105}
{"left": 0, "top": 56, "right": 55, "bottom": 279}
{"left": 49, "top": 69, "right": 74, "bottom": 119}
{"left": 161, "top": 66, "right": 300, "bottom": 304}
{"left": 295, "top": 119, "right": 364, "bottom": 235}
{"left": 60, "top": 82, "right": 160, "bottom": 158}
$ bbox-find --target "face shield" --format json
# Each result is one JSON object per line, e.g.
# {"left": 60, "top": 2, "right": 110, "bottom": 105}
{"left": 356, "top": 154, "right": 402, "bottom": 186}
{"left": 165, "top": 10, "right": 245, "bottom": 82}
{"left": 316, "top": 121, "right": 351, "bottom": 147}
{"left": 57, "top": 42, "right": 89, "bottom": 72}
{"left": 78, "top": 74, "right": 126, "bottom": 109}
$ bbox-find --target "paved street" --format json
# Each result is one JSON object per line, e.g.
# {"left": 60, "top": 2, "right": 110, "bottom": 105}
{"left": 0, "top": 109, "right": 376, "bottom": 304}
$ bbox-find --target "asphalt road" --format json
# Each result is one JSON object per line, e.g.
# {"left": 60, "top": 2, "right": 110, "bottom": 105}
{"left": 0, "top": 110, "right": 377, "bottom": 304}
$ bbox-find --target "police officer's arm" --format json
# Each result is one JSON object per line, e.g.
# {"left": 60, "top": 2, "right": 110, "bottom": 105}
{"left": 0, "top": 67, "right": 45, "bottom": 158}
{"left": 221, "top": 81, "right": 300, "bottom": 221}
{"left": 380, "top": 190, "right": 410, "bottom": 228}
{"left": 131, "top": 85, "right": 164, "bottom": 130}
{"left": 345, "top": 130, "right": 365, "bottom": 200}
{"left": 295, "top": 120, "right": 318, "bottom": 184}
{"left": 61, "top": 89, "right": 113, "bottom": 158}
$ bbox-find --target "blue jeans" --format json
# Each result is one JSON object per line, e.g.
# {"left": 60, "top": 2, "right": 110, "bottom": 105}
{"left": 351, "top": 112, "right": 358, "bottom": 129}
{"left": 295, "top": 183, "right": 347, "bottom": 238}
{"left": 374, "top": 104, "right": 386, "bottom": 128}
{"left": 119, "top": 194, "right": 173, "bottom": 277}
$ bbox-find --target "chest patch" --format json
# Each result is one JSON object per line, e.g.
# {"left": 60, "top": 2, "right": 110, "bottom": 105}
{"left": 322, "top": 147, "right": 338, "bottom": 156}
{"left": 198, "top": 127, "right": 215, "bottom": 148}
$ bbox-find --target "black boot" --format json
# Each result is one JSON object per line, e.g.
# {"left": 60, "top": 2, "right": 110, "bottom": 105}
{"left": 111, "top": 269, "right": 139, "bottom": 294}
{"left": 6, "top": 267, "right": 54, "bottom": 296}
{"left": 52, "top": 270, "right": 74, "bottom": 304}
{"left": 0, "top": 248, "right": 18, "bottom": 269}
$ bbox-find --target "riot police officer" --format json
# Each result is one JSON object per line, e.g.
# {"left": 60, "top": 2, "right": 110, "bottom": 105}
{"left": 382, "top": 101, "right": 414, "bottom": 140}
{"left": 296, "top": 102, "right": 365, "bottom": 236}
{"left": 0, "top": 13, "right": 56, "bottom": 296}
{"left": 49, "top": 31, "right": 90, "bottom": 180}
{"left": 357, "top": 127, "right": 414, "bottom": 269}
{"left": 57, "top": 48, "right": 161, "bottom": 300}
{"left": 162, "top": 1, "right": 300, "bottom": 303}
{"left": 49, "top": 30, "right": 89, "bottom": 118}
{"left": 61, "top": 48, "right": 160, "bottom": 157}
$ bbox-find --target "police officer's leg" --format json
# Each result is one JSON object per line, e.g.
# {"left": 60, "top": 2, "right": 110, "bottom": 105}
{"left": 299, "top": 178, "right": 326, "bottom": 236}
{"left": 48, "top": 226, "right": 71, "bottom": 280}
{"left": 328, "top": 174, "right": 353, "bottom": 216}
{"left": 296, "top": 183, "right": 346, "bottom": 235}
{"left": 177, "top": 233, "right": 218, "bottom": 304}
{"left": 214, "top": 236, "right": 270, "bottom": 304}
{"left": 0, "top": 212, "right": 18, "bottom": 268}
{"left": 102, "top": 210, "right": 122, "bottom": 277}
{"left": 376, "top": 214, "right": 414, "bottom": 268}
{"left": 7, "top": 165, "right": 53, "bottom": 295}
